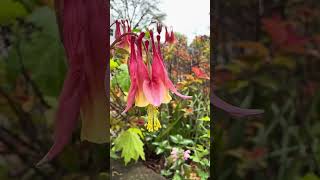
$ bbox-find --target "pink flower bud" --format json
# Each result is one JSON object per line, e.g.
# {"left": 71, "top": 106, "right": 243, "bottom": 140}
{"left": 157, "top": 23, "right": 162, "bottom": 34}
{"left": 183, "top": 150, "right": 191, "bottom": 160}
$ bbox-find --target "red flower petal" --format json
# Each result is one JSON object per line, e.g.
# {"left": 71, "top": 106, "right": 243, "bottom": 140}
{"left": 38, "top": 0, "right": 108, "bottom": 165}
{"left": 123, "top": 37, "right": 139, "bottom": 113}
{"left": 150, "top": 30, "right": 191, "bottom": 99}
{"left": 211, "top": 92, "right": 264, "bottom": 118}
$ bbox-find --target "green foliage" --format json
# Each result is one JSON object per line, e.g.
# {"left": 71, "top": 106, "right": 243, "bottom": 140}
{"left": 0, "top": 166, "right": 9, "bottom": 180}
{"left": 0, "top": 0, "right": 27, "bottom": 25}
{"left": 114, "top": 128, "right": 145, "bottom": 165}
{"left": 302, "top": 173, "right": 320, "bottom": 180}
{"left": 110, "top": 58, "right": 119, "bottom": 71}
{"left": 111, "top": 64, "right": 130, "bottom": 92}
{"left": 152, "top": 140, "right": 171, "bottom": 155}
{"left": 170, "top": 134, "right": 194, "bottom": 146}
{"left": 5, "top": 6, "right": 66, "bottom": 96}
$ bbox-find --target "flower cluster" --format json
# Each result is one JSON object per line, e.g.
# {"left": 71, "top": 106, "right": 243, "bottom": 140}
{"left": 118, "top": 22, "right": 191, "bottom": 132}
{"left": 171, "top": 147, "right": 191, "bottom": 161}
{"left": 115, "top": 20, "right": 131, "bottom": 49}
{"left": 165, "top": 26, "right": 176, "bottom": 44}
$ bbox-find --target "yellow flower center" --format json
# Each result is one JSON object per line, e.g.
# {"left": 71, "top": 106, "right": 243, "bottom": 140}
{"left": 145, "top": 105, "right": 161, "bottom": 132}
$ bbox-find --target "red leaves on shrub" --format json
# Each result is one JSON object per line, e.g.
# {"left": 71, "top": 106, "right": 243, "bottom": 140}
{"left": 192, "top": 66, "right": 209, "bottom": 80}
{"left": 262, "top": 15, "right": 309, "bottom": 54}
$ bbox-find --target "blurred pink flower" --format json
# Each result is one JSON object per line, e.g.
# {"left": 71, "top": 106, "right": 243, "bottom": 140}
{"left": 171, "top": 147, "right": 179, "bottom": 161}
{"left": 165, "top": 27, "right": 176, "bottom": 44}
{"left": 37, "top": 0, "right": 108, "bottom": 165}
{"left": 183, "top": 150, "right": 191, "bottom": 160}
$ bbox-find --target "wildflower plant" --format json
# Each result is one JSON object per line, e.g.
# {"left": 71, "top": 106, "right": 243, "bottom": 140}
{"left": 110, "top": 20, "right": 192, "bottom": 165}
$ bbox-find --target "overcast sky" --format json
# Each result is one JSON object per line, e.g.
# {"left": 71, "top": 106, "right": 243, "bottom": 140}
{"left": 159, "top": 0, "right": 210, "bottom": 43}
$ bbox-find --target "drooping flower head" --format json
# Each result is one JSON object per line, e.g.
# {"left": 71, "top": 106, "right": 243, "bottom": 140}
{"left": 122, "top": 26, "right": 191, "bottom": 132}
{"left": 38, "top": 0, "right": 108, "bottom": 165}
{"left": 123, "top": 29, "right": 191, "bottom": 113}
{"left": 165, "top": 26, "right": 170, "bottom": 43}
{"left": 115, "top": 19, "right": 131, "bottom": 49}
{"left": 165, "top": 26, "right": 176, "bottom": 44}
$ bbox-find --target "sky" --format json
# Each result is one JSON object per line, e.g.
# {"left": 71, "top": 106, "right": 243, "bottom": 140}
{"left": 159, "top": 0, "right": 210, "bottom": 43}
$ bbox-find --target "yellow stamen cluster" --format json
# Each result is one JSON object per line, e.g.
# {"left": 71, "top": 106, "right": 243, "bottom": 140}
{"left": 145, "top": 105, "right": 161, "bottom": 132}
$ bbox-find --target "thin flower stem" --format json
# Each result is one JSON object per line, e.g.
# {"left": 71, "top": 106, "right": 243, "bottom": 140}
{"left": 110, "top": 21, "right": 116, "bottom": 28}
{"left": 110, "top": 32, "right": 138, "bottom": 49}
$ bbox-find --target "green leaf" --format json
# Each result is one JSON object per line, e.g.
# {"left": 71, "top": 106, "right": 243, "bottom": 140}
{"left": 111, "top": 64, "right": 130, "bottom": 92}
{"left": 170, "top": 135, "right": 181, "bottom": 144}
{"left": 110, "top": 58, "right": 119, "bottom": 71}
{"left": 173, "top": 172, "right": 182, "bottom": 180}
{"left": 27, "top": 7, "right": 60, "bottom": 38}
{"left": 301, "top": 173, "right": 320, "bottom": 180}
{"left": 114, "top": 128, "right": 145, "bottom": 165}
{"left": 98, "top": 172, "right": 109, "bottom": 180}
{"left": 253, "top": 75, "right": 278, "bottom": 91}
{"left": 0, "top": 165, "right": 9, "bottom": 180}
{"left": 227, "top": 80, "right": 249, "bottom": 93}
{"left": 199, "top": 116, "right": 210, "bottom": 121}
{"left": 110, "top": 147, "right": 119, "bottom": 159}
{"left": 115, "top": 47, "right": 129, "bottom": 57}
{"left": 180, "top": 139, "right": 194, "bottom": 145}
{"left": 155, "top": 148, "right": 164, "bottom": 155}
{"left": 170, "top": 134, "right": 194, "bottom": 145}
{"left": 0, "top": 0, "right": 27, "bottom": 25}
{"left": 197, "top": 169, "right": 209, "bottom": 180}
{"left": 272, "top": 56, "right": 296, "bottom": 70}
{"left": 5, "top": 7, "right": 66, "bottom": 96}
{"left": 132, "top": 28, "right": 141, "bottom": 33}
{"left": 130, "top": 127, "right": 144, "bottom": 139}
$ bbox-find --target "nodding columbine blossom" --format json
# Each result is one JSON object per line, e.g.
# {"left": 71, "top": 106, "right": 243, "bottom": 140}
{"left": 165, "top": 26, "right": 176, "bottom": 44}
{"left": 38, "top": 0, "right": 108, "bottom": 165}
{"left": 157, "top": 23, "right": 163, "bottom": 34}
{"left": 115, "top": 20, "right": 131, "bottom": 49}
{"left": 123, "top": 29, "right": 191, "bottom": 132}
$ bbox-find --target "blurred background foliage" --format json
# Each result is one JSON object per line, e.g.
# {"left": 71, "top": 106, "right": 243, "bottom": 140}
{"left": 0, "top": 0, "right": 109, "bottom": 179}
{"left": 212, "top": 0, "right": 320, "bottom": 179}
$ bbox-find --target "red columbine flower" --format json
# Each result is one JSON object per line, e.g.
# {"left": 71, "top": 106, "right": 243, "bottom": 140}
{"left": 123, "top": 30, "right": 191, "bottom": 131}
{"left": 170, "top": 29, "right": 176, "bottom": 44}
{"left": 157, "top": 23, "right": 162, "bottom": 34}
{"left": 115, "top": 19, "right": 131, "bottom": 49}
{"left": 38, "top": 0, "right": 108, "bottom": 165}
{"left": 165, "top": 26, "right": 170, "bottom": 43}
{"left": 123, "top": 30, "right": 191, "bottom": 113}
{"left": 165, "top": 26, "right": 176, "bottom": 44}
